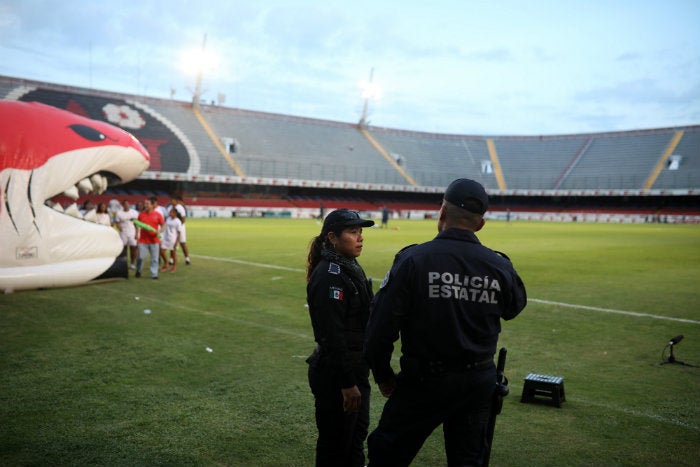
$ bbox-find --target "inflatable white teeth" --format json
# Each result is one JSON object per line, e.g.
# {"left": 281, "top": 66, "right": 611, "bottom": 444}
{"left": 0, "top": 101, "right": 150, "bottom": 292}
{"left": 77, "top": 177, "right": 94, "bottom": 193}
{"left": 91, "top": 173, "right": 108, "bottom": 194}
{"left": 64, "top": 203, "right": 83, "bottom": 219}
{"left": 63, "top": 185, "right": 79, "bottom": 200}
{"left": 83, "top": 208, "right": 98, "bottom": 223}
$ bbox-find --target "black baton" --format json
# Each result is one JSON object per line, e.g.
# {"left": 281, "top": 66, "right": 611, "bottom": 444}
{"left": 482, "top": 347, "right": 509, "bottom": 467}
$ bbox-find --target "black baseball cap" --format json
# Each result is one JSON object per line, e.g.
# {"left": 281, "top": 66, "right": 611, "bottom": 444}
{"left": 443, "top": 178, "right": 489, "bottom": 214}
{"left": 323, "top": 209, "right": 375, "bottom": 232}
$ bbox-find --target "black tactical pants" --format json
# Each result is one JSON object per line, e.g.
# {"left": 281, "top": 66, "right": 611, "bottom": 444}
{"left": 368, "top": 363, "right": 495, "bottom": 467}
{"left": 308, "top": 362, "right": 371, "bottom": 467}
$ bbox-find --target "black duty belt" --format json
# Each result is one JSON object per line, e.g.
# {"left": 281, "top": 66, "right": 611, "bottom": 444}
{"left": 425, "top": 357, "right": 493, "bottom": 373}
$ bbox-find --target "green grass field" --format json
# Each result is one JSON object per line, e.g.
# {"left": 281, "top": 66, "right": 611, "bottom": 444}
{"left": 1, "top": 218, "right": 699, "bottom": 466}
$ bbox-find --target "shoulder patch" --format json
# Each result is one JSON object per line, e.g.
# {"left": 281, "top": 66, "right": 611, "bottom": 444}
{"left": 329, "top": 286, "right": 344, "bottom": 301}
{"left": 379, "top": 271, "right": 391, "bottom": 290}
{"left": 328, "top": 262, "right": 341, "bottom": 275}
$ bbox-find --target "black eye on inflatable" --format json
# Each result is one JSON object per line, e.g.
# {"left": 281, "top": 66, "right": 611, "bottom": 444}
{"left": 68, "top": 124, "right": 107, "bottom": 142}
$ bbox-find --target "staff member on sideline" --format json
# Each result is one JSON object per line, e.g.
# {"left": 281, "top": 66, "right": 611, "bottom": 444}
{"left": 135, "top": 197, "right": 164, "bottom": 280}
{"left": 364, "top": 179, "right": 527, "bottom": 467}
{"left": 306, "top": 209, "right": 375, "bottom": 467}
{"left": 170, "top": 196, "right": 191, "bottom": 265}
{"left": 114, "top": 199, "right": 139, "bottom": 270}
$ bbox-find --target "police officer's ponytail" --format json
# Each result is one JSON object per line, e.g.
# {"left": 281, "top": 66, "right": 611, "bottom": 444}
{"left": 307, "top": 221, "right": 347, "bottom": 281}
{"left": 306, "top": 234, "right": 326, "bottom": 282}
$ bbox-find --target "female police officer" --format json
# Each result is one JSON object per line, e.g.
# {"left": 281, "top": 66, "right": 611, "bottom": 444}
{"left": 306, "top": 208, "right": 375, "bottom": 467}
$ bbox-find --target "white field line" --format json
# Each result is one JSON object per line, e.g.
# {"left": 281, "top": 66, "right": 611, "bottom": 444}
{"left": 529, "top": 298, "right": 700, "bottom": 325}
{"left": 95, "top": 284, "right": 311, "bottom": 340}
{"left": 194, "top": 254, "right": 305, "bottom": 273}
{"left": 569, "top": 396, "right": 700, "bottom": 431}
{"left": 147, "top": 295, "right": 312, "bottom": 340}
{"left": 129, "top": 293, "right": 403, "bottom": 363}
{"left": 193, "top": 254, "right": 700, "bottom": 325}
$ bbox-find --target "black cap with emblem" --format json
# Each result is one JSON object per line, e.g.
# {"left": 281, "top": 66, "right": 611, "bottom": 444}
{"left": 443, "top": 178, "right": 489, "bottom": 215}
{"left": 322, "top": 208, "right": 375, "bottom": 234}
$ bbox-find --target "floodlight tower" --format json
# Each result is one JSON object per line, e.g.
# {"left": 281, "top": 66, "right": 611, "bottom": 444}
{"left": 359, "top": 67, "right": 375, "bottom": 129}
{"left": 192, "top": 34, "right": 207, "bottom": 109}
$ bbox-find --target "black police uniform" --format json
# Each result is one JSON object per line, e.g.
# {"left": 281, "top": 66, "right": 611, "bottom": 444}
{"left": 364, "top": 227, "right": 526, "bottom": 467}
{"left": 307, "top": 253, "right": 374, "bottom": 467}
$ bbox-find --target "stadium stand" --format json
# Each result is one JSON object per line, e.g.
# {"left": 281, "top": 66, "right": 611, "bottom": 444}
{"left": 489, "top": 136, "right": 584, "bottom": 190}
{"left": 559, "top": 131, "right": 675, "bottom": 190}
{"left": 652, "top": 127, "right": 700, "bottom": 189}
{"left": 363, "top": 130, "right": 496, "bottom": 189}
{"left": 199, "top": 106, "right": 408, "bottom": 185}
{"left": 1, "top": 74, "right": 698, "bottom": 222}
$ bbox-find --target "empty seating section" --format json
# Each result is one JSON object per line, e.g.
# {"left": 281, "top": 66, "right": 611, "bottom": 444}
{"left": 145, "top": 101, "right": 235, "bottom": 176}
{"left": 653, "top": 128, "right": 700, "bottom": 189}
{"left": 560, "top": 131, "right": 674, "bottom": 189}
{"left": 1, "top": 75, "right": 698, "bottom": 191}
{"left": 366, "top": 130, "right": 497, "bottom": 189}
{"left": 0, "top": 79, "right": 29, "bottom": 100}
{"left": 204, "top": 108, "right": 408, "bottom": 185}
{"left": 493, "top": 137, "right": 585, "bottom": 189}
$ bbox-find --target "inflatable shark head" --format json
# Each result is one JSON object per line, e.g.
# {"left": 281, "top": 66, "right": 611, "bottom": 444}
{"left": 0, "top": 101, "right": 150, "bottom": 292}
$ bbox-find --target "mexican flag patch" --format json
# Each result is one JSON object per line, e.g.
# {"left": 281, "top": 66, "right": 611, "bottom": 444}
{"left": 329, "top": 286, "right": 344, "bottom": 301}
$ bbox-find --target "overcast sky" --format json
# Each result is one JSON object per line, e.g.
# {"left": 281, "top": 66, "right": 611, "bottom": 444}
{"left": 1, "top": 0, "right": 699, "bottom": 135}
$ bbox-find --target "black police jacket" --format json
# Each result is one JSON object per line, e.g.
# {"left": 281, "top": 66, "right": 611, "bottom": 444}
{"left": 307, "top": 258, "right": 373, "bottom": 388}
{"left": 364, "top": 227, "right": 526, "bottom": 384}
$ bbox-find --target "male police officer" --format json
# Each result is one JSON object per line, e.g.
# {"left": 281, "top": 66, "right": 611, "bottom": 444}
{"left": 364, "top": 178, "right": 526, "bottom": 467}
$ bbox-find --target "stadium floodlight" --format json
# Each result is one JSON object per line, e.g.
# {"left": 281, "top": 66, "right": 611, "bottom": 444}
{"left": 179, "top": 34, "right": 220, "bottom": 108}
{"left": 359, "top": 67, "right": 381, "bottom": 128}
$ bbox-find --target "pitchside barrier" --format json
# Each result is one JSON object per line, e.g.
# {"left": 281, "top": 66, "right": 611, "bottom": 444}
{"left": 186, "top": 205, "right": 699, "bottom": 223}
{"left": 46, "top": 191, "right": 700, "bottom": 223}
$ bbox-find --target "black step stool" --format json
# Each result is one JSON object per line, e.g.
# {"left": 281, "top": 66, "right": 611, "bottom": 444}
{"left": 521, "top": 373, "right": 566, "bottom": 408}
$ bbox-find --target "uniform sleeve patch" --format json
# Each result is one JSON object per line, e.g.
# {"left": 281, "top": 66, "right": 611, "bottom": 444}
{"left": 379, "top": 271, "right": 391, "bottom": 289}
{"left": 329, "top": 286, "right": 344, "bottom": 301}
{"left": 328, "top": 262, "right": 341, "bottom": 275}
